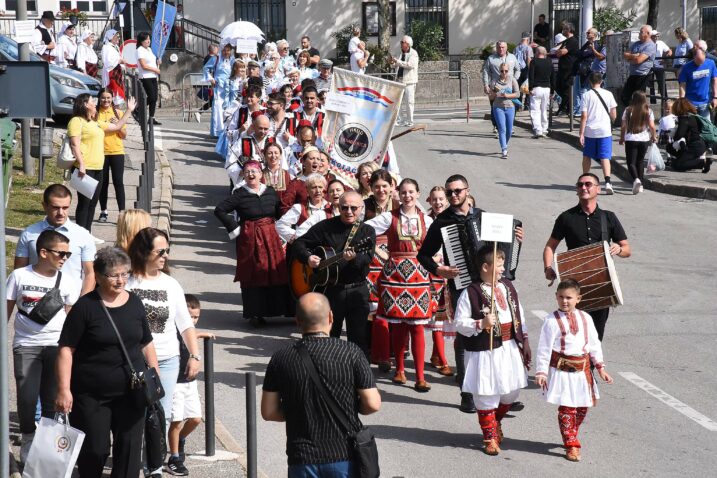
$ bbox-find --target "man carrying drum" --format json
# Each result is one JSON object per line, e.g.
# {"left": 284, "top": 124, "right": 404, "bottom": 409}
{"left": 543, "top": 173, "right": 631, "bottom": 341}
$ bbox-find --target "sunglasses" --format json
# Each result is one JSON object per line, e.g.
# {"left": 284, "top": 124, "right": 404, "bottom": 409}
{"left": 103, "top": 272, "right": 130, "bottom": 281}
{"left": 576, "top": 182, "right": 597, "bottom": 189}
{"left": 340, "top": 205, "right": 361, "bottom": 212}
{"left": 44, "top": 248, "right": 72, "bottom": 259}
{"left": 154, "top": 248, "right": 171, "bottom": 257}
{"left": 446, "top": 187, "right": 467, "bottom": 196}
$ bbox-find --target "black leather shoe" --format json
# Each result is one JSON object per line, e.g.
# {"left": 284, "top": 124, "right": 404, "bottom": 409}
{"left": 151, "top": 118, "right": 161, "bottom": 125}
{"left": 510, "top": 401, "right": 525, "bottom": 411}
{"left": 459, "top": 392, "right": 476, "bottom": 413}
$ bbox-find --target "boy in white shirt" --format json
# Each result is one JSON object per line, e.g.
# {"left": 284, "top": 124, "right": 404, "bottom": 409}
{"left": 6, "top": 230, "right": 80, "bottom": 462}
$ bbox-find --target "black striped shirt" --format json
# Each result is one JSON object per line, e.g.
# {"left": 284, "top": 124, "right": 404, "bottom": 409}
{"left": 263, "top": 336, "right": 375, "bottom": 465}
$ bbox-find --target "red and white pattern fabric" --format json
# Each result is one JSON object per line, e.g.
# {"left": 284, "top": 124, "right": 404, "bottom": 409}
{"left": 367, "top": 235, "right": 388, "bottom": 312}
{"left": 377, "top": 255, "right": 435, "bottom": 324}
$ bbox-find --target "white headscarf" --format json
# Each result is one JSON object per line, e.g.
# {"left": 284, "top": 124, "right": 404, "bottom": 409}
{"left": 59, "top": 22, "right": 75, "bottom": 37}
{"left": 104, "top": 29, "right": 118, "bottom": 44}
{"left": 81, "top": 31, "right": 95, "bottom": 42}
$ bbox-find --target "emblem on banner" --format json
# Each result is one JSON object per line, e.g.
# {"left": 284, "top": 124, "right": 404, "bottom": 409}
{"left": 335, "top": 123, "right": 373, "bottom": 162}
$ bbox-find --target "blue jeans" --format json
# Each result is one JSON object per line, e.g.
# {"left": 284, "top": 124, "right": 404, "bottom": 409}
{"left": 695, "top": 103, "right": 711, "bottom": 120}
{"left": 158, "top": 355, "right": 180, "bottom": 431}
{"left": 573, "top": 76, "right": 589, "bottom": 116}
{"left": 288, "top": 461, "right": 355, "bottom": 478}
{"left": 493, "top": 106, "right": 515, "bottom": 151}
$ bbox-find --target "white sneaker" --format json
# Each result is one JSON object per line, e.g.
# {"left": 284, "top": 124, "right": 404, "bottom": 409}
{"left": 92, "top": 235, "right": 105, "bottom": 245}
{"left": 20, "top": 432, "right": 34, "bottom": 463}
{"left": 638, "top": 185, "right": 644, "bottom": 193}
{"left": 501, "top": 149, "right": 508, "bottom": 159}
{"left": 194, "top": 112, "right": 201, "bottom": 123}
{"left": 632, "top": 179, "right": 642, "bottom": 195}
{"left": 395, "top": 119, "right": 405, "bottom": 127}
{"left": 404, "top": 121, "right": 414, "bottom": 127}
{"left": 605, "top": 182, "right": 614, "bottom": 195}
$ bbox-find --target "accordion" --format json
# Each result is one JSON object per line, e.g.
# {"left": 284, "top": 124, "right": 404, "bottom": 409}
{"left": 440, "top": 217, "right": 522, "bottom": 290}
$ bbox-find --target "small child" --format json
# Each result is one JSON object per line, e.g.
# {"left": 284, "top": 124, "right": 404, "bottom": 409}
{"left": 6, "top": 230, "right": 80, "bottom": 463}
{"left": 535, "top": 279, "right": 613, "bottom": 462}
{"left": 453, "top": 246, "right": 531, "bottom": 456}
{"left": 166, "top": 294, "right": 216, "bottom": 475}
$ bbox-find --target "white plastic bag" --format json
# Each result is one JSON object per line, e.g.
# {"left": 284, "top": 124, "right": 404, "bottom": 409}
{"left": 23, "top": 414, "right": 85, "bottom": 478}
{"left": 646, "top": 143, "right": 665, "bottom": 173}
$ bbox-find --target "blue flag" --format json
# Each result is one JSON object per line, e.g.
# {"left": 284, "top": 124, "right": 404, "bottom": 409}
{"left": 151, "top": 1, "right": 177, "bottom": 58}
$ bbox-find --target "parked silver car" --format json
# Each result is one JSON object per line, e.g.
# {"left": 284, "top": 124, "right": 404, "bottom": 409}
{"left": 0, "top": 34, "right": 101, "bottom": 116}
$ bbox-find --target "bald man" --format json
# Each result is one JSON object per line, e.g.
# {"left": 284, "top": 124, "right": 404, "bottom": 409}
{"left": 262, "top": 292, "right": 380, "bottom": 474}
{"left": 226, "top": 113, "right": 271, "bottom": 186}
{"left": 292, "top": 192, "right": 376, "bottom": 354}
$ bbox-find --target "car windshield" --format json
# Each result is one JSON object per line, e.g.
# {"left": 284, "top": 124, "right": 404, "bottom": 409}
{"left": 0, "top": 34, "right": 43, "bottom": 62}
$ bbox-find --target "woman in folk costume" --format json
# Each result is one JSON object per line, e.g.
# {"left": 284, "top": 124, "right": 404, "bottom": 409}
{"left": 101, "top": 29, "right": 126, "bottom": 105}
{"left": 75, "top": 31, "right": 98, "bottom": 77}
{"left": 204, "top": 43, "right": 235, "bottom": 137}
{"left": 261, "top": 142, "right": 292, "bottom": 205}
{"left": 535, "top": 279, "right": 613, "bottom": 462}
{"left": 453, "top": 246, "right": 531, "bottom": 456}
{"left": 426, "top": 186, "right": 454, "bottom": 375}
{"left": 366, "top": 178, "right": 435, "bottom": 392}
{"left": 275, "top": 173, "right": 330, "bottom": 244}
{"left": 56, "top": 22, "right": 77, "bottom": 69}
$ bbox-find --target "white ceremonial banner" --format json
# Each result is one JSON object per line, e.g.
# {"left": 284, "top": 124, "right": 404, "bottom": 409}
{"left": 235, "top": 39, "right": 258, "bottom": 54}
{"left": 480, "top": 213, "right": 514, "bottom": 243}
{"left": 323, "top": 68, "right": 405, "bottom": 186}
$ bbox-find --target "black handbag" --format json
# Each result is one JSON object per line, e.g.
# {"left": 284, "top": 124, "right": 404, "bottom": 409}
{"left": 27, "top": 272, "right": 64, "bottom": 325}
{"left": 99, "top": 301, "right": 165, "bottom": 409}
{"left": 145, "top": 402, "right": 167, "bottom": 470}
{"left": 296, "top": 342, "right": 380, "bottom": 478}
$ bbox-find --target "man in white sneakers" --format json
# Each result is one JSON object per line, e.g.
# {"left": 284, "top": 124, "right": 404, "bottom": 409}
{"left": 390, "top": 35, "right": 419, "bottom": 127}
{"left": 579, "top": 72, "right": 617, "bottom": 194}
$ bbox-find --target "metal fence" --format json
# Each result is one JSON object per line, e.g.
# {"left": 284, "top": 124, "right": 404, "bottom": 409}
{"left": 168, "top": 18, "right": 221, "bottom": 59}
{"left": 126, "top": 73, "right": 155, "bottom": 212}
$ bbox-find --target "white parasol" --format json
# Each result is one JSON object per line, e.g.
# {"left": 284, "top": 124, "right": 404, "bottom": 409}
{"left": 219, "top": 20, "right": 265, "bottom": 47}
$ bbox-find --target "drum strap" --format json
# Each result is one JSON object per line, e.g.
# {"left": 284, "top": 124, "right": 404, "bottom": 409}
{"left": 599, "top": 210, "right": 608, "bottom": 242}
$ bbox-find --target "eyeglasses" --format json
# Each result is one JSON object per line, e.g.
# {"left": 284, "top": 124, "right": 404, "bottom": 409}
{"left": 103, "top": 272, "right": 130, "bottom": 281}
{"left": 575, "top": 182, "right": 597, "bottom": 189}
{"left": 44, "top": 249, "right": 72, "bottom": 259}
{"left": 154, "top": 248, "right": 171, "bottom": 257}
{"left": 446, "top": 187, "right": 467, "bottom": 196}
{"left": 340, "top": 205, "right": 361, "bottom": 212}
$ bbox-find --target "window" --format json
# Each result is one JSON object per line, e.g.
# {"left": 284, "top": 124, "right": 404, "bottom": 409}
{"left": 552, "top": 0, "right": 580, "bottom": 43}
{"left": 702, "top": 7, "right": 717, "bottom": 51}
{"left": 363, "top": 2, "right": 397, "bottom": 37}
{"left": 405, "top": 0, "right": 448, "bottom": 50}
{"left": 58, "top": 1, "right": 108, "bottom": 13}
{"left": 234, "top": 0, "right": 286, "bottom": 42}
{"left": 0, "top": 1, "right": 38, "bottom": 11}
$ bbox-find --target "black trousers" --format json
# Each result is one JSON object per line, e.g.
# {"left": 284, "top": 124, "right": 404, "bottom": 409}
{"left": 666, "top": 140, "right": 707, "bottom": 171}
{"left": 556, "top": 71, "right": 574, "bottom": 113}
{"left": 71, "top": 393, "right": 145, "bottom": 478}
{"left": 74, "top": 168, "right": 104, "bottom": 233}
{"left": 327, "top": 283, "right": 370, "bottom": 355}
{"left": 13, "top": 346, "right": 58, "bottom": 433}
{"left": 589, "top": 308, "right": 610, "bottom": 342}
{"left": 99, "top": 154, "right": 126, "bottom": 211}
{"left": 622, "top": 74, "right": 650, "bottom": 106}
{"left": 141, "top": 77, "right": 158, "bottom": 118}
{"left": 625, "top": 140, "right": 650, "bottom": 181}
{"left": 649, "top": 69, "right": 667, "bottom": 104}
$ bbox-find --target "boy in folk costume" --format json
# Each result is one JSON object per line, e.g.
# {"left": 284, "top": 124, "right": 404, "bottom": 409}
{"left": 535, "top": 279, "right": 613, "bottom": 462}
{"left": 453, "top": 246, "right": 531, "bottom": 455}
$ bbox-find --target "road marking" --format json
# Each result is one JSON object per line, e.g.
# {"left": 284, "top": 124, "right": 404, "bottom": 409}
{"left": 620, "top": 372, "right": 717, "bottom": 431}
{"left": 531, "top": 310, "right": 549, "bottom": 321}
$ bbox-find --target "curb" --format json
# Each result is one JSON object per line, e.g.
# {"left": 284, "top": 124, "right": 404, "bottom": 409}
{"left": 509, "top": 115, "right": 717, "bottom": 201}
{"left": 156, "top": 150, "right": 174, "bottom": 239}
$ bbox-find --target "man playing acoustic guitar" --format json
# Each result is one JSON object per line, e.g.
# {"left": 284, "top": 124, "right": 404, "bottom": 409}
{"left": 292, "top": 191, "right": 376, "bottom": 356}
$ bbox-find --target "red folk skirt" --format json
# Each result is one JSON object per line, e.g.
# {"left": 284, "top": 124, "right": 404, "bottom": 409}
{"left": 367, "top": 235, "right": 388, "bottom": 312}
{"left": 234, "top": 217, "right": 287, "bottom": 287}
{"left": 108, "top": 65, "right": 125, "bottom": 103}
{"left": 377, "top": 252, "right": 435, "bottom": 324}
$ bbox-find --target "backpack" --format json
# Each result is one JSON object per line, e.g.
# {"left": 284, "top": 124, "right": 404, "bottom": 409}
{"left": 691, "top": 114, "right": 717, "bottom": 145}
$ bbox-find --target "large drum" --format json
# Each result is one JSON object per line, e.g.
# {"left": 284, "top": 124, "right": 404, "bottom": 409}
{"left": 554, "top": 241, "right": 623, "bottom": 312}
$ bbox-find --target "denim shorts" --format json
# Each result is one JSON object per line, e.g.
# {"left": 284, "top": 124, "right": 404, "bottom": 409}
{"left": 583, "top": 136, "right": 612, "bottom": 160}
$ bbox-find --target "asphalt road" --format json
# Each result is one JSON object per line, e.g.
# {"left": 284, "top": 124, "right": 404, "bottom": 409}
{"left": 159, "top": 114, "right": 717, "bottom": 478}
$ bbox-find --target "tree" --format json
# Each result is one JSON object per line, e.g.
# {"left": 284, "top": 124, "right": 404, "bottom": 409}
{"left": 377, "top": 0, "right": 391, "bottom": 52}
{"left": 647, "top": 0, "right": 660, "bottom": 29}
{"left": 593, "top": 6, "right": 638, "bottom": 34}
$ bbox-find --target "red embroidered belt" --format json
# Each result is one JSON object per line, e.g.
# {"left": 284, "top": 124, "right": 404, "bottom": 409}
{"left": 550, "top": 351, "right": 589, "bottom": 372}
{"left": 500, "top": 323, "right": 512, "bottom": 341}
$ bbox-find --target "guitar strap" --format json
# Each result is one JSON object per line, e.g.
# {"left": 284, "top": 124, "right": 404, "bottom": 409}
{"left": 343, "top": 221, "right": 361, "bottom": 250}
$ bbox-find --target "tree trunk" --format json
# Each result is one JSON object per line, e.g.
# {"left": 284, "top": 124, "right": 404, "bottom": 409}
{"left": 378, "top": 0, "right": 391, "bottom": 52}
{"left": 647, "top": 0, "right": 660, "bottom": 29}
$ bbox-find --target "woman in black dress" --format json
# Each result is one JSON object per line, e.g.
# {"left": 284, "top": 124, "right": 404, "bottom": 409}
{"left": 214, "top": 160, "right": 289, "bottom": 325}
{"left": 666, "top": 98, "right": 711, "bottom": 173}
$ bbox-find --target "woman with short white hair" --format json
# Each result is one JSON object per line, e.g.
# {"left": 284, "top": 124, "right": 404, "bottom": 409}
{"left": 275, "top": 173, "right": 329, "bottom": 243}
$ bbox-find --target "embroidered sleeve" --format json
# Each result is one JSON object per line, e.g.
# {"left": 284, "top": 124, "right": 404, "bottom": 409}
{"left": 585, "top": 312, "right": 605, "bottom": 366}
{"left": 275, "top": 204, "right": 301, "bottom": 242}
{"left": 535, "top": 316, "right": 558, "bottom": 376}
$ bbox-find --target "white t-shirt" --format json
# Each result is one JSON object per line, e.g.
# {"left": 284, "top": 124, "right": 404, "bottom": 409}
{"left": 350, "top": 50, "right": 365, "bottom": 74}
{"left": 6, "top": 266, "right": 80, "bottom": 347}
{"left": 654, "top": 40, "right": 670, "bottom": 69}
{"left": 348, "top": 36, "right": 360, "bottom": 54}
{"left": 582, "top": 88, "right": 617, "bottom": 138}
{"left": 137, "top": 45, "right": 158, "bottom": 79}
{"left": 126, "top": 272, "right": 194, "bottom": 361}
{"left": 622, "top": 108, "right": 654, "bottom": 142}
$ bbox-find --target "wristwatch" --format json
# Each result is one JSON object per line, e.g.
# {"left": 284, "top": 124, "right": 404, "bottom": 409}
{"left": 189, "top": 353, "right": 202, "bottom": 361}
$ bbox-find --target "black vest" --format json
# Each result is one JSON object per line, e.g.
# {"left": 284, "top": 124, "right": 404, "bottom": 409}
{"left": 36, "top": 25, "right": 53, "bottom": 45}
{"left": 463, "top": 278, "right": 525, "bottom": 352}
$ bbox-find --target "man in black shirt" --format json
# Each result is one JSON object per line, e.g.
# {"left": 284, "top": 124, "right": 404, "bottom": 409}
{"left": 262, "top": 293, "right": 380, "bottom": 474}
{"left": 296, "top": 35, "right": 321, "bottom": 68}
{"left": 543, "top": 173, "right": 631, "bottom": 341}
{"left": 418, "top": 174, "right": 524, "bottom": 413}
{"left": 555, "top": 22, "right": 580, "bottom": 115}
{"left": 292, "top": 191, "right": 376, "bottom": 353}
{"left": 534, "top": 14, "right": 551, "bottom": 47}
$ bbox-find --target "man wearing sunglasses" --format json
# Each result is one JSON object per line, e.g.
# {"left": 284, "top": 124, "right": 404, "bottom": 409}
{"left": 292, "top": 191, "right": 376, "bottom": 355}
{"left": 418, "top": 174, "right": 525, "bottom": 413}
{"left": 543, "top": 173, "right": 631, "bottom": 342}
{"left": 15, "top": 184, "right": 97, "bottom": 297}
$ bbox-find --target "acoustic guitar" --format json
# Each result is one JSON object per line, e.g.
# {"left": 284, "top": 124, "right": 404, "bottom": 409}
{"left": 289, "top": 237, "right": 373, "bottom": 298}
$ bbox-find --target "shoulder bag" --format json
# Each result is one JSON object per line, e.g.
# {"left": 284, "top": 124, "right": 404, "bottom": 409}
{"left": 99, "top": 301, "right": 164, "bottom": 409}
{"left": 27, "top": 272, "right": 64, "bottom": 325}
{"left": 57, "top": 133, "right": 76, "bottom": 170}
{"left": 295, "top": 342, "right": 379, "bottom": 478}
{"left": 590, "top": 88, "right": 611, "bottom": 116}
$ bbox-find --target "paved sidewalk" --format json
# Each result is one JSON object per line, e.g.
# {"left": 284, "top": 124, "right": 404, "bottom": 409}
{"left": 511, "top": 109, "right": 717, "bottom": 200}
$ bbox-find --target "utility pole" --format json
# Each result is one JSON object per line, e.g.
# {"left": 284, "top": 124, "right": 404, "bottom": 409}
{"left": 17, "top": 0, "right": 33, "bottom": 176}
{"left": 130, "top": 0, "right": 136, "bottom": 40}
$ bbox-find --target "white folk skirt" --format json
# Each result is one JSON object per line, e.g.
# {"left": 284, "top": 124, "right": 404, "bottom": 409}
{"left": 544, "top": 366, "right": 600, "bottom": 408}
{"left": 462, "top": 339, "right": 527, "bottom": 397}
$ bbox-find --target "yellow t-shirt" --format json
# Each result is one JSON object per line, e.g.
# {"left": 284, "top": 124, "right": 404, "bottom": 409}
{"left": 96, "top": 107, "right": 126, "bottom": 155}
{"left": 67, "top": 116, "right": 105, "bottom": 170}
